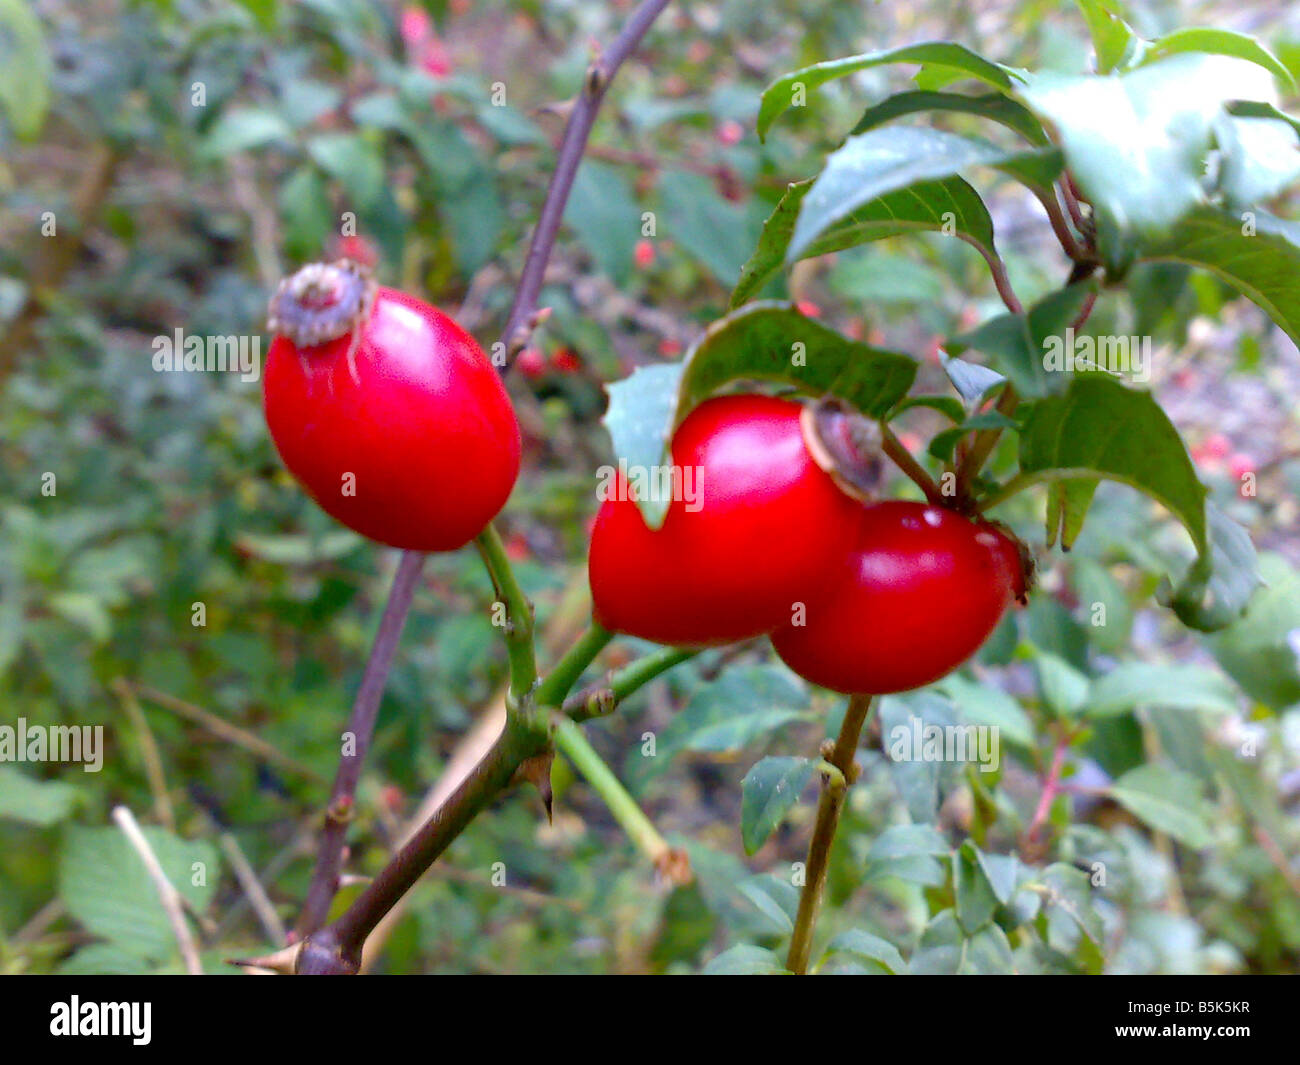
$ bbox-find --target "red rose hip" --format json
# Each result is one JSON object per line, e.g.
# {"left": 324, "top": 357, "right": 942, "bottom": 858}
{"left": 588, "top": 394, "right": 865, "bottom": 647}
{"left": 264, "top": 261, "right": 520, "bottom": 552}
{"left": 771, "top": 501, "right": 1024, "bottom": 694}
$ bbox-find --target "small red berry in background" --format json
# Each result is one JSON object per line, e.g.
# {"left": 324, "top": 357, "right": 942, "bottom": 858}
{"left": 658, "top": 338, "right": 682, "bottom": 358}
{"left": 716, "top": 119, "right": 744, "bottom": 146}
{"left": 516, "top": 347, "right": 546, "bottom": 379}
{"left": 795, "top": 300, "right": 821, "bottom": 318}
{"left": 504, "top": 532, "right": 531, "bottom": 561}
{"left": 925, "top": 336, "right": 944, "bottom": 365}
{"left": 634, "top": 238, "right": 656, "bottom": 269}
{"left": 264, "top": 261, "right": 520, "bottom": 552}
{"left": 331, "top": 234, "right": 378, "bottom": 269}
{"left": 551, "top": 348, "right": 581, "bottom": 374}
{"left": 1229, "top": 453, "right": 1255, "bottom": 482}
{"left": 399, "top": 5, "right": 430, "bottom": 44}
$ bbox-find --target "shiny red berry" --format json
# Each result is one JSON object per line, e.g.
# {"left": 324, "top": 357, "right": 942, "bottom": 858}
{"left": 588, "top": 395, "right": 865, "bottom": 647}
{"left": 264, "top": 261, "right": 520, "bottom": 552}
{"left": 771, "top": 502, "right": 1024, "bottom": 694}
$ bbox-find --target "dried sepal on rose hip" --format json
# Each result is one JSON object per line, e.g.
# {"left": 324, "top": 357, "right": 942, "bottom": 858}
{"left": 264, "top": 259, "right": 520, "bottom": 552}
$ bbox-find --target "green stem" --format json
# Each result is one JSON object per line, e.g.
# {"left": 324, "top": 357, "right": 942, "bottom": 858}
{"left": 552, "top": 716, "right": 671, "bottom": 867}
{"left": 565, "top": 646, "right": 699, "bottom": 722}
{"left": 475, "top": 524, "right": 538, "bottom": 708}
{"left": 975, "top": 472, "right": 1035, "bottom": 513}
{"left": 535, "top": 622, "right": 613, "bottom": 708}
{"left": 786, "top": 693, "right": 875, "bottom": 975}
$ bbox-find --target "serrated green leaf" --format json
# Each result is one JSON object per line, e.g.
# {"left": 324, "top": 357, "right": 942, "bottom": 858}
{"left": 60, "top": 825, "right": 220, "bottom": 962}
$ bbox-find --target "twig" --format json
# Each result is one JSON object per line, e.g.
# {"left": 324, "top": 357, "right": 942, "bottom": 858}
{"left": 130, "top": 682, "right": 323, "bottom": 783}
{"left": 553, "top": 715, "right": 689, "bottom": 882}
{"left": 564, "top": 645, "right": 698, "bottom": 722}
{"left": 966, "top": 239, "right": 1023, "bottom": 315}
{"left": 954, "top": 383, "right": 1021, "bottom": 503}
{"left": 499, "top": 0, "right": 672, "bottom": 364}
{"left": 295, "top": 549, "right": 426, "bottom": 938}
{"left": 111, "top": 806, "right": 203, "bottom": 975}
{"left": 219, "top": 832, "right": 288, "bottom": 946}
{"left": 111, "top": 677, "right": 175, "bottom": 831}
{"left": 880, "top": 424, "right": 944, "bottom": 504}
{"left": 786, "top": 694, "right": 874, "bottom": 974}
{"left": 1023, "top": 733, "right": 1070, "bottom": 850}
{"left": 475, "top": 524, "right": 540, "bottom": 706}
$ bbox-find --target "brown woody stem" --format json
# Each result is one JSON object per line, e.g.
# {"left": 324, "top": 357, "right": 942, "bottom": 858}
{"left": 786, "top": 693, "right": 874, "bottom": 975}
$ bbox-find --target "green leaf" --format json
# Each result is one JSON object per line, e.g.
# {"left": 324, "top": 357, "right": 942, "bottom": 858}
{"left": 1033, "top": 651, "right": 1091, "bottom": 716}
{"left": 1207, "top": 553, "right": 1300, "bottom": 709}
{"left": 1035, "top": 862, "right": 1104, "bottom": 961}
{"left": 1139, "top": 207, "right": 1300, "bottom": 347}
{"left": 0, "top": 767, "right": 81, "bottom": 826}
{"left": 702, "top": 944, "right": 790, "bottom": 974}
{"left": 851, "top": 89, "right": 1049, "bottom": 143}
{"left": 788, "top": 128, "right": 1053, "bottom": 264}
{"left": 59, "top": 825, "right": 220, "bottom": 962}
{"left": 1213, "top": 115, "right": 1300, "bottom": 210}
{"left": 740, "top": 757, "right": 816, "bottom": 855}
{"left": 1088, "top": 663, "right": 1239, "bottom": 717}
{"left": 954, "top": 841, "right": 1000, "bottom": 933}
{"left": 825, "top": 929, "right": 906, "bottom": 974}
{"left": 654, "top": 665, "right": 812, "bottom": 767}
{"left": 1110, "top": 765, "right": 1213, "bottom": 848}
{"left": 1046, "top": 478, "right": 1100, "bottom": 551}
{"left": 565, "top": 160, "right": 641, "bottom": 286}
{"left": 910, "top": 910, "right": 1015, "bottom": 974}
{"left": 948, "top": 282, "right": 1095, "bottom": 398}
{"left": 658, "top": 170, "right": 761, "bottom": 287}
{"left": 937, "top": 675, "right": 1034, "bottom": 747}
{"left": 202, "top": 108, "right": 295, "bottom": 157}
{"left": 602, "top": 304, "right": 916, "bottom": 527}
{"left": 0, "top": 0, "right": 51, "bottom": 139}
{"left": 1017, "top": 374, "right": 1208, "bottom": 557}
{"left": 1075, "top": 0, "right": 1142, "bottom": 74}
{"left": 1015, "top": 55, "right": 1278, "bottom": 263}
{"left": 1140, "top": 28, "right": 1295, "bottom": 88}
{"left": 307, "top": 132, "right": 385, "bottom": 209}
{"left": 732, "top": 176, "right": 998, "bottom": 309}
{"left": 864, "top": 823, "right": 950, "bottom": 886}
{"left": 758, "top": 42, "right": 1020, "bottom": 140}
{"left": 735, "top": 875, "right": 799, "bottom": 934}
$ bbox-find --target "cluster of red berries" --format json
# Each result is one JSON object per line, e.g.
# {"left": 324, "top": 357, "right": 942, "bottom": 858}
{"left": 588, "top": 395, "right": 1026, "bottom": 694}
{"left": 265, "top": 266, "right": 1027, "bottom": 696}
